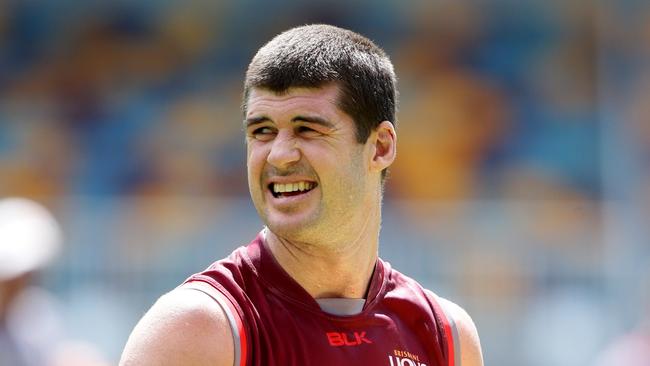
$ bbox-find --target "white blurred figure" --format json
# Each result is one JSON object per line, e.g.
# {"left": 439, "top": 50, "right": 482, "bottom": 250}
{"left": 0, "top": 197, "right": 108, "bottom": 366}
{"left": 593, "top": 327, "right": 650, "bottom": 366}
{"left": 592, "top": 267, "right": 650, "bottom": 366}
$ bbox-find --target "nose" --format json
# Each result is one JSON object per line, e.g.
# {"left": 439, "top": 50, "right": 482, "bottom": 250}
{"left": 267, "top": 130, "right": 301, "bottom": 169}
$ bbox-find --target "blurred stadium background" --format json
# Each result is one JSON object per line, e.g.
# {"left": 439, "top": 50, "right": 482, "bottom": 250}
{"left": 1, "top": 0, "right": 649, "bottom": 365}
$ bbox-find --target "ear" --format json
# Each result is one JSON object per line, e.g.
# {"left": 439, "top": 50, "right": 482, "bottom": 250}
{"left": 369, "top": 121, "right": 397, "bottom": 174}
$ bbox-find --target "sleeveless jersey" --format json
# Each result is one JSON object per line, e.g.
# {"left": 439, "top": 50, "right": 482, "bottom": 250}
{"left": 184, "top": 233, "right": 456, "bottom": 366}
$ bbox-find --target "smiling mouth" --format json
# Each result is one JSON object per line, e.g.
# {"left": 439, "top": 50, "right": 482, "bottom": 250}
{"left": 269, "top": 181, "right": 317, "bottom": 198}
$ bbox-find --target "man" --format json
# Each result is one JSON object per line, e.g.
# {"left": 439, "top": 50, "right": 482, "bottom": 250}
{"left": 0, "top": 197, "right": 109, "bottom": 366}
{"left": 120, "top": 24, "right": 483, "bottom": 366}
{"left": 0, "top": 197, "right": 63, "bottom": 366}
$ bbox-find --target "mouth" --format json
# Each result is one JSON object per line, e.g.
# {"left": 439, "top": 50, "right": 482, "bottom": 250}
{"left": 268, "top": 181, "right": 318, "bottom": 199}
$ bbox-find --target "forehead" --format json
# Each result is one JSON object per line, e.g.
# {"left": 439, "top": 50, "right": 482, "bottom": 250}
{"left": 246, "top": 84, "right": 345, "bottom": 120}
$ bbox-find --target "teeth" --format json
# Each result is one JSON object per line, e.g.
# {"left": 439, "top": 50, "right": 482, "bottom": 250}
{"left": 273, "top": 182, "right": 314, "bottom": 194}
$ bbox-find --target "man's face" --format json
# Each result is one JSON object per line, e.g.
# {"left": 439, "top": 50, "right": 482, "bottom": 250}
{"left": 245, "top": 84, "right": 375, "bottom": 244}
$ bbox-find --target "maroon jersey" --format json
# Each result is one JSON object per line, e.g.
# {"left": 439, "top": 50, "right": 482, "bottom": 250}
{"left": 184, "top": 233, "right": 455, "bottom": 366}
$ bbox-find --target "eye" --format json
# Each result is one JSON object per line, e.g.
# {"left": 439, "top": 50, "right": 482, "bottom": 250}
{"left": 254, "top": 126, "right": 273, "bottom": 134}
{"left": 250, "top": 126, "right": 276, "bottom": 141}
{"left": 297, "top": 125, "right": 320, "bottom": 137}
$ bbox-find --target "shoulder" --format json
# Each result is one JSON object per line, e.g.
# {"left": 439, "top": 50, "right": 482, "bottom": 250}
{"left": 119, "top": 283, "right": 235, "bottom": 366}
{"left": 430, "top": 291, "right": 484, "bottom": 366}
{"left": 382, "top": 267, "right": 484, "bottom": 366}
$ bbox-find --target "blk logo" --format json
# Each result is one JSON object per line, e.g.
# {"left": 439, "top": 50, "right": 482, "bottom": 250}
{"left": 326, "top": 331, "right": 373, "bottom": 346}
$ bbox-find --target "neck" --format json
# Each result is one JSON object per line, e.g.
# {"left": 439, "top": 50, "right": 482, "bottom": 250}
{"left": 264, "top": 210, "right": 380, "bottom": 299}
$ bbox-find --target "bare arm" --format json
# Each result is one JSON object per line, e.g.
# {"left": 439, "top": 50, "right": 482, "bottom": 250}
{"left": 119, "top": 285, "right": 235, "bottom": 366}
{"left": 438, "top": 296, "right": 484, "bottom": 366}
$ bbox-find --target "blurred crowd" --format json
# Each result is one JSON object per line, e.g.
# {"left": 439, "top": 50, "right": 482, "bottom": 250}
{"left": 0, "top": 1, "right": 648, "bottom": 365}
{"left": 0, "top": 1, "right": 606, "bottom": 202}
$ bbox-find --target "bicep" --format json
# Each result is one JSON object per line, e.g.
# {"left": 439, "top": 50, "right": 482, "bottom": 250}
{"left": 119, "top": 288, "right": 234, "bottom": 366}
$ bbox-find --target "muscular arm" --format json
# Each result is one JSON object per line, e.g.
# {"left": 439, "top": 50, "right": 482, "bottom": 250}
{"left": 438, "top": 296, "right": 484, "bottom": 366}
{"left": 119, "top": 284, "right": 235, "bottom": 366}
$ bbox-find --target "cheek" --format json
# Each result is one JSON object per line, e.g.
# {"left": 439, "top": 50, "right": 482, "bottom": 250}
{"left": 246, "top": 145, "right": 266, "bottom": 189}
{"left": 247, "top": 144, "right": 266, "bottom": 170}
{"left": 341, "top": 148, "right": 370, "bottom": 191}
{"left": 321, "top": 151, "right": 364, "bottom": 189}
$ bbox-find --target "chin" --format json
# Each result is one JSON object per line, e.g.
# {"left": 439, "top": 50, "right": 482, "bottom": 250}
{"left": 265, "top": 218, "right": 317, "bottom": 241}
{"left": 264, "top": 205, "right": 320, "bottom": 230}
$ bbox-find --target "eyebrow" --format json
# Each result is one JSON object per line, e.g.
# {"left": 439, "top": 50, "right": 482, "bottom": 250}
{"left": 292, "top": 115, "right": 335, "bottom": 129}
{"left": 244, "top": 115, "right": 335, "bottom": 129}
{"left": 243, "top": 116, "right": 268, "bottom": 129}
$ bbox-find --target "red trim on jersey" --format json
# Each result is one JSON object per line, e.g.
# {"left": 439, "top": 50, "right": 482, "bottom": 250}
{"left": 440, "top": 310, "right": 455, "bottom": 366}
{"left": 216, "top": 289, "right": 248, "bottom": 366}
{"left": 425, "top": 292, "right": 455, "bottom": 366}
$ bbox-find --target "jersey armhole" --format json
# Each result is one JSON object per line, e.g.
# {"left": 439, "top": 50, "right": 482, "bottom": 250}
{"left": 180, "top": 280, "right": 248, "bottom": 366}
{"left": 424, "top": 289, "right": 461, "bottom": 366}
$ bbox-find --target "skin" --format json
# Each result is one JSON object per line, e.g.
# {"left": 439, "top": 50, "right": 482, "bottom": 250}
{"left": 119, "top": 282, "right": 234, "bottom": 366}
{"left": 119, "top": 84, "right": 483, "bottom": 365}
{"left": 245, "top": 83, "right": 389, "bottom": 299}
{"left": 438, "top": 295, "right": 485, "bottom": 365}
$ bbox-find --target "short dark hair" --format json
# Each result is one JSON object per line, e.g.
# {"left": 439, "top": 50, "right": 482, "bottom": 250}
{"left": 243, "top": 24, "right": 397, "bottom": 146}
